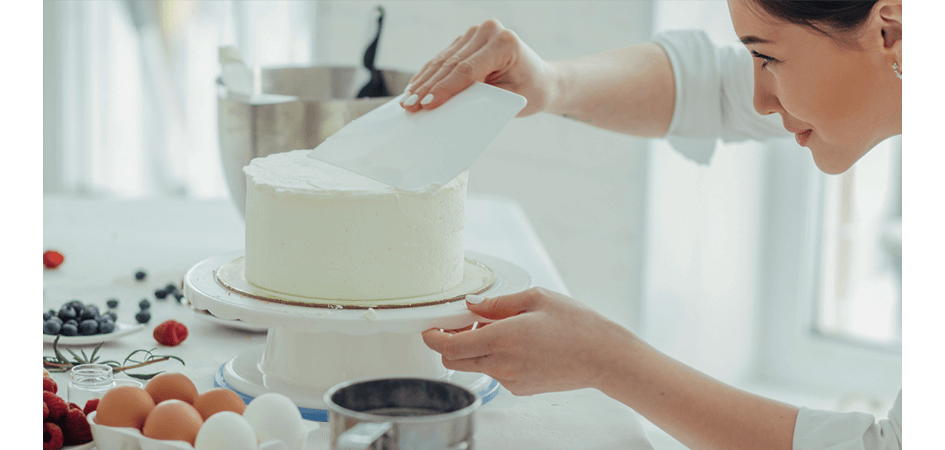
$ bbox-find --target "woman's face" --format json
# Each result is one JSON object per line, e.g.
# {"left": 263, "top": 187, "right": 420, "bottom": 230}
{"left": 728, "top": 0, "right": 901, "bottom": 174}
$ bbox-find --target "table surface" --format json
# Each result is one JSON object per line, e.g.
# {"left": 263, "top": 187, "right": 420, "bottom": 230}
{"left": 42, "top": 193, "right": 654, "bottom": 450}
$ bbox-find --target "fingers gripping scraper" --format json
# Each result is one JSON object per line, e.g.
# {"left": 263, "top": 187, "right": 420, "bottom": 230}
{"left": 307, "top": 82, "right": 527, "bottom": 191}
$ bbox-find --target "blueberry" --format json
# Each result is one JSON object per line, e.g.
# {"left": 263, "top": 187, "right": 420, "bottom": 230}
{"left": 43, "top": 311, "right": 53, "bottom": 321}
{"left": 79, "top": 305, "right": 99, "bottom": 321}
{"left": 154, "top": 289, "right": 168, "bottom": 300}
{"left": 57, "top": 306, "right": 77, "bottom": 322}
{"left": 139, "top": 299, "right": 151, "bottom": 310}
{"left": 60, "top": 323, "right": 79, "bottom": 336}
{"left": 49, "top": 316, "right": 63, "bottom": 325}
{"left": 43, "top": 320, "right": 62, "bottom": 335}
{"left": 102, "top": 311, "right": 118, "bottom": 322}
{"left": 135, "top": 270, "right": 147, "bottom": 281}
{"left": 174, "top": 293, "right": 183, "bottom": 302}
{"left": 98, "top": 319, "right": 116, "bottom": 334}
{"left": 135, "top": 310, "right": 151, "bottom": 324}
{"left": 64, "top": 319, "right": 78, "bottom": 328}
{"left": 79, "top": 319, "right": 99, "bottom": 335}
{"left": 65, "top": 300, "right": 85, "bottom": 311}
{"left": 106, "top": 299, "right": 119, "bottom": 309}
{"left": 165, "top": 283, "right": 179, "bottom": 294}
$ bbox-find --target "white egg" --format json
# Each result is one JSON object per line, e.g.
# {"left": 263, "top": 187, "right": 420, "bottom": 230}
{"left": 194, "top": 411, "right": 258, "bottom": 450}
{"left": 243, "top": 393, "right": 305, "bottom": 450}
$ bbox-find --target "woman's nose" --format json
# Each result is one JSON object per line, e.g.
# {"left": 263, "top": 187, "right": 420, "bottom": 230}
{"left": 752, "top": 71, "right": 783, "bottom": 116}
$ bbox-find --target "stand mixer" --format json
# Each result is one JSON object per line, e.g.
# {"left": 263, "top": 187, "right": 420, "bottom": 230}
{"left": 182, "top": 250, "right": 530, "bottom": 421}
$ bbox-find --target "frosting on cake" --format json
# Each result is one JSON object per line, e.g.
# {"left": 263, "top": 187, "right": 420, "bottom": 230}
{"left": 242, "top": 149, "right": 467, "bottom": 301}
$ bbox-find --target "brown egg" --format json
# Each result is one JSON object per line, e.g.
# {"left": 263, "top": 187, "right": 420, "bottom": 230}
{"left": 95, "top": 385, "right": 156, "bottom": 430}
{"left": 142, "top": 400, "right": 204, "bottom": 445}
{"left": 193, "top": 388, "right": 247, "bottom": 420}
{"left": 145, "top": 372, "right": 199, "bottom": 405}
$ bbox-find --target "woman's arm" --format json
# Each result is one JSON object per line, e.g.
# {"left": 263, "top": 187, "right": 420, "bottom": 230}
{"left": 603, "top": 329, "right": 798, "bottom": 450}
{"left": 543, "top": 44, "right": 675, "bottom": 137}
{"left": 423, "top": 288, "right": 798, "bottom": 450}
{"left": 401, "top": 19, "right": 676, "bottom": 138}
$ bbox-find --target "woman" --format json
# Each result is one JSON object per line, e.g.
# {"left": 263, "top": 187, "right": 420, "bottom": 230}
{"left": 406, "top": 1, "right": 902, "bottom": 449}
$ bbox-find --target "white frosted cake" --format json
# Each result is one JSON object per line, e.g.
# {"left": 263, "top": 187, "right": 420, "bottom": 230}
{"left": 242, "top": 149, "right": 467, "bottom": 301}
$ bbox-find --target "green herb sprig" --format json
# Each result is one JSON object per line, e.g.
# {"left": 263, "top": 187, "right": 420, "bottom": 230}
{"left": 43, "top": 335, "right": 185, "bottom": 380}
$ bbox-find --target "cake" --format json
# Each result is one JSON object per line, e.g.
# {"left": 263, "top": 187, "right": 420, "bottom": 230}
{"left": 242, "top": 149, "right": 468, "bottom": 302}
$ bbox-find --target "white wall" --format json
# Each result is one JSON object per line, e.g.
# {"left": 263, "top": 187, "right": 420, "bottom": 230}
{"left": 310, "top": 1, "right": 655, "bottom": 328}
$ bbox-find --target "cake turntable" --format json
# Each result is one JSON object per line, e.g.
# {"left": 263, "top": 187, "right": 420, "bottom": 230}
{"left": 182, "top": 250, "right": 530, "bottom": 421}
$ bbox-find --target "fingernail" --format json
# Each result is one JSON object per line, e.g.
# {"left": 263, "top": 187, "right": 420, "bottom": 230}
{"left": 403, "top": 83, "right": 413, "bottom": 94}
{"left": 403, "top": 94, "right": 419, "bottom": 106}
{"left": 465, "top": 294, "right": 485, "bottom": 304}
{"left": 420, "top": 93, "right": 434, "bottom": 106}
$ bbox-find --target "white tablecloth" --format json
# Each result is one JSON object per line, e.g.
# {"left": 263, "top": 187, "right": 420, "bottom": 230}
{"left": 43, "top": 194, "right": 654, "bottom": 450}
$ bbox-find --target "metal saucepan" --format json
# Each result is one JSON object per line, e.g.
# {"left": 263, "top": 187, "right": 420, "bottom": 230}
{"left": 324, "top": 376, "right": 481, "bottom": 450}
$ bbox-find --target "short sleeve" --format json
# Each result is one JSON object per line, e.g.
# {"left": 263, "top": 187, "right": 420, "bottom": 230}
{"left": 652, "top": 29, "right": 789, "bottom": 164}
{"left": 793, "top": 390, "right": 902, "bottom": 450}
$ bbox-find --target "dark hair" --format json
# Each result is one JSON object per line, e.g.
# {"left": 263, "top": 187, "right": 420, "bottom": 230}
{"left": 752, "top": 1, "right": 878, "bottom": 38}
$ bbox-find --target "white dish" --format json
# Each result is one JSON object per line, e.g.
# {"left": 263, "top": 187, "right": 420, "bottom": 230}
{"left": 87, "top": 411, "right": 318, "bottom": 450}
{"left": 63, "top": 443, "right": 95, "bottom": 450}
{"left": 44, "top": 322, "right": 145, "bottom": 346}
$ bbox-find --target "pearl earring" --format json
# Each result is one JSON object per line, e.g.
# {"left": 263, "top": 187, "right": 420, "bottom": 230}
{"left": 892, "top": 62, "right": 902, "bottom": 80}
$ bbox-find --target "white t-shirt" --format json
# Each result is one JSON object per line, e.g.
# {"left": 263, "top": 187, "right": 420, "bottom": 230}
{"left": 653, "top": 29, "right": 903, "bottom": 450}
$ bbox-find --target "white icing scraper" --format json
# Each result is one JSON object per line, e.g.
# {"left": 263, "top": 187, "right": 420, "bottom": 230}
{"left": 307, "top": 82, "right": 527, "bottom": 191}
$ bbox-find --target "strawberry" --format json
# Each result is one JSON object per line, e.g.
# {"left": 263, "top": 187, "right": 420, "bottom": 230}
{"left": 43, "top": 376, "right": 58, "bottom": 394}
{"left": 59, "top": 408, "right": 93, "bottom": 446}
{"left": 153, "top": 320, "right": 188, "bottom": 346}
{"left": 83, "top": 398, "right": 99, "bottom": 416}
{"left": 43, "top": 422, "right": 64, "bottom": 450}
{"left": 43, "top": 391, "right": 68, "bottom": 422}
{"left": 43, "top": 251, "right": 64, "bottom": 269}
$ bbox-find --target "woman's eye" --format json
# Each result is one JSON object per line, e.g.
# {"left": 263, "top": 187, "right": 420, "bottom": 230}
{"left": 751, "top": 50, "right": 777, "bottom": 70}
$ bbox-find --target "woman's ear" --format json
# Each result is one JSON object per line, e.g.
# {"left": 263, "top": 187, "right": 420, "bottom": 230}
{"left": 875, "top": 0, "right": 902, "bottom": 68}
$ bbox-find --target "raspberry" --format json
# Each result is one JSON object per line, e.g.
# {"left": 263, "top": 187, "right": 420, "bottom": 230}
{"left": 43, "top": 402, "right": 49, "bottom": 421}
{"left": 43, "top": 422, "right": 64, "bottom": 450}
{"left": 43, "top": 251, "right": 64, "bottom": 269}
{"left": 153, "top": 320, "right": 188, "bottom": 346}
{"left": 67, "top": 402, "right": 82, "bottom": 411}
{"left": 60, "top": 408, "right": 93, "bottom": 446}
{"left": 43, "top": 376, "right": 58, "bottom": 394}
{"left": 43, "top": 391, "right": 68, "bottom": 422}
{"left": 83, "top": 398, "right": 99, "bottom": 416}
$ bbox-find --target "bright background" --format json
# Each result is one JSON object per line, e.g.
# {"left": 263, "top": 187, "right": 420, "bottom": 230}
{"left": 32, "top": 1, "right": 922, "bottom": 448}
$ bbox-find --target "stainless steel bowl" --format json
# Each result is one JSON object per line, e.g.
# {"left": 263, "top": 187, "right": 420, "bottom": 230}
{"left": 217, "top": 66, "right": 413, "bottom": 216}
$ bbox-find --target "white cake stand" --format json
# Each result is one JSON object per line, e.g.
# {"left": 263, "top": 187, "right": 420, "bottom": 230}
{"left": 182, "top": 250, "right": 531, "bottom": 421}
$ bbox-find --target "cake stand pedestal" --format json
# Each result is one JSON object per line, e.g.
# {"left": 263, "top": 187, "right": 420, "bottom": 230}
{"left": 182, "top": 250, "right": 530, "bottom": 421}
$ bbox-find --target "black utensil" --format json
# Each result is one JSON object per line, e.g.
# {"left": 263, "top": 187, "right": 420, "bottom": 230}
{"left": 357, "top": 6, "right": 391, "bottom": 98}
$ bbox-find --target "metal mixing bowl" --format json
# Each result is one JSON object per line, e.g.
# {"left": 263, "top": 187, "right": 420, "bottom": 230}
{"left": 217, "top": 66, "right": 413, "bottom": 216}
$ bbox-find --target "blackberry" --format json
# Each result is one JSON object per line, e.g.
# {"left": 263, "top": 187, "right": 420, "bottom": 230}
{"left": 139, "top": 299, "right": 151, "bottom": 310}
{"left": 135, "top": 270, "right": 147, "bottom": 281}
{"left": 106, "top": 299, "right": 119, "bottom": 309}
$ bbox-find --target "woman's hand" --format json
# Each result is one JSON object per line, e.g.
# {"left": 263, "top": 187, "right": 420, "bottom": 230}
{"left": 422, "top": 287, "right": 632, "bottom": 396}
{"left": 400, "top": 19, "right": 556, "bottom": 117}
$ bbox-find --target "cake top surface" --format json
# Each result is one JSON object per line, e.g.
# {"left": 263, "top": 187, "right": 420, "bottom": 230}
{"left": 243, "top": 149, "right": 404, "bottom": 194}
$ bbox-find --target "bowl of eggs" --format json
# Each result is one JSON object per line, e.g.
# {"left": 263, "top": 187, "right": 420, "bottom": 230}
{"left": 87, "top": 372, "right": 314, "bottom": 450}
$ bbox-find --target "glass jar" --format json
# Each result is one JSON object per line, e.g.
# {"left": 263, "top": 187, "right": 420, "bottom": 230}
{"left": 67, "top": 364, "right": 142, "bottom": 407}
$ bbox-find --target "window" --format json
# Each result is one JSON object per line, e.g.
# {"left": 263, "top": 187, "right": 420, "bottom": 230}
{"left": 815, "top": 137, "right": 902, "bottom": 349}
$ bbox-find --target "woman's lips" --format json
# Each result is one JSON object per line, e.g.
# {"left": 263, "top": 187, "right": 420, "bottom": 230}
{"left": 784, "top": 125, "right": 813, "bottom": 147}
{"left": 794, "top": 129, "right": 813, "bottom": 147}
